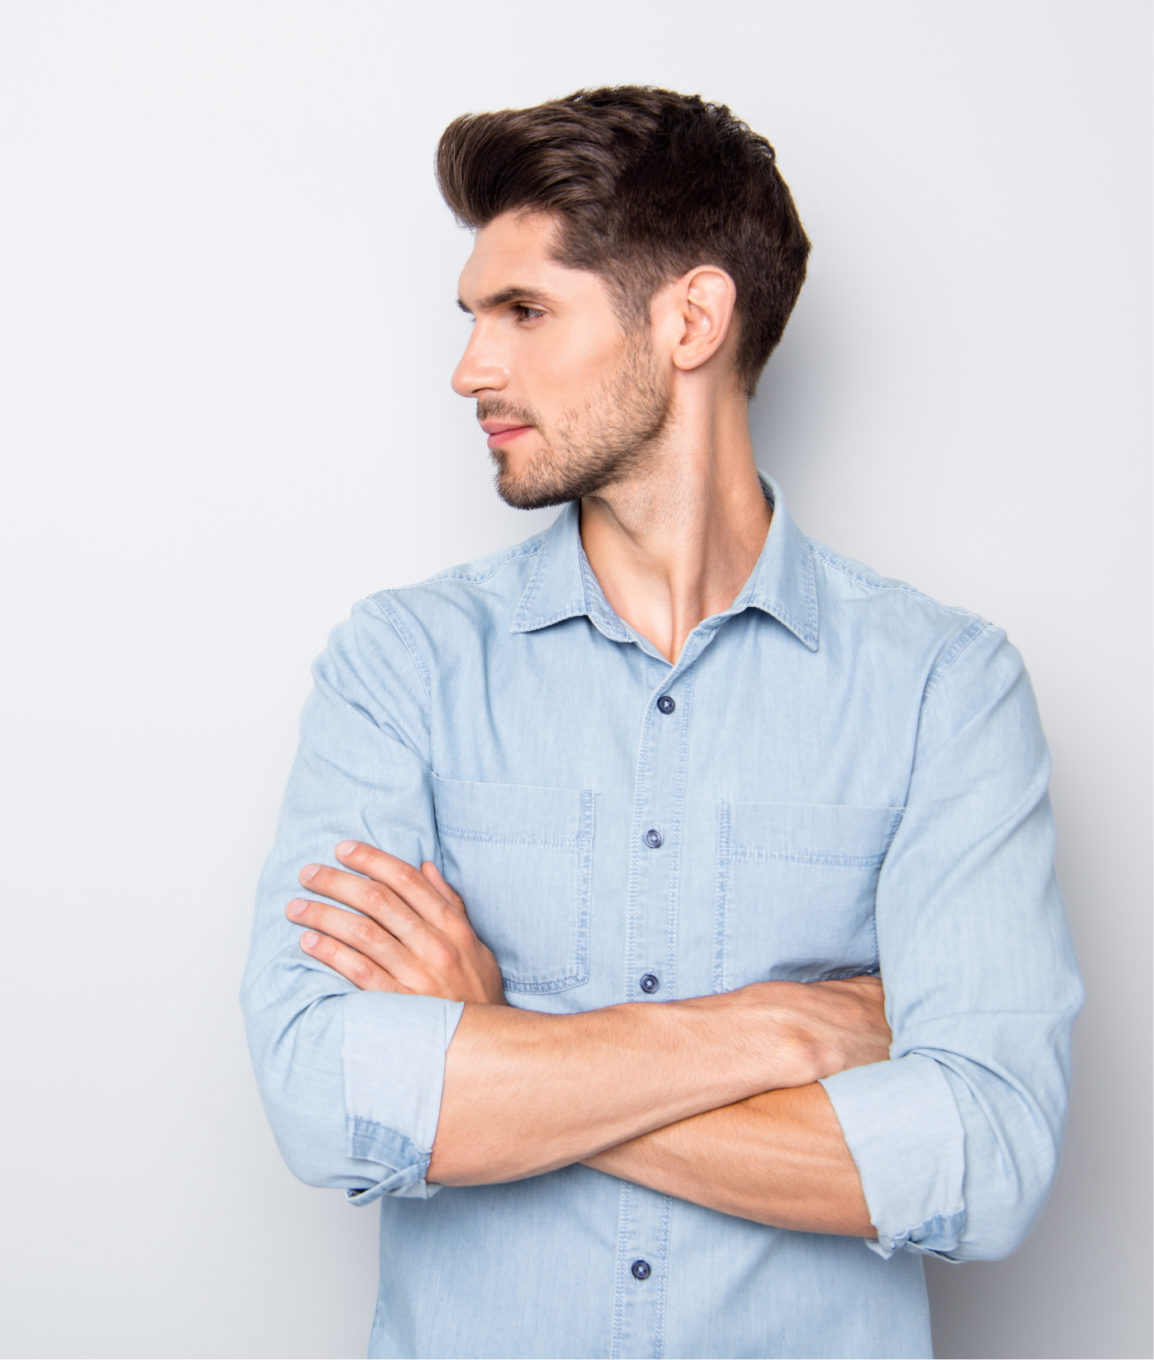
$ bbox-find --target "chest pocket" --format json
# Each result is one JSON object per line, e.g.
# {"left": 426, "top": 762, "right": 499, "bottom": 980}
{"left": 431, "top": 775, "right": 594, "bottom": 995}
{"left": 714, "top": 800, "right": 903, "bottom": 990}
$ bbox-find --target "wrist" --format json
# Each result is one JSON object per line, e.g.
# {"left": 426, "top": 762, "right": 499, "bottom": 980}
{"left": 654, "top": 988, "right": 794, "bottom": 1108}
{"left": 681, "top": 982, "right": 831, "bottom": 1091}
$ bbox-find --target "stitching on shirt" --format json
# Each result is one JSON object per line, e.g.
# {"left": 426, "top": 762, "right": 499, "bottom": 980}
{"left": 364, "top": 594, "right": 433, "bottom": 707}
{"left": 578, "top": 552, "right": 633, "bottom": 641}
{"left": 425, "top": 536, "right": 545, "bottom": 585}
{"left": 743, "top": 539, "right": 818, "bottom": 648}
{"left": 661, "top": 669, "right": 695, "bottom": 999}
{"left": 810, "top": 541, "right": 984, "bottom": 618}
{"left": 652, "top": 1192, "right": 673, "bottom": 1355}
{"left": 730, "top": 846, "right": 889, "bottom": 868}
{"left": 795, "top": 537, "right": 819, "bottom": 642}
{"left": 518, "top": 607, "right": 588, "bottom": 629}
{"left": 346, "top": 1113, "right": 430, "bottom": 1171}
{"left": 761, "top": 599, "right": 817, "bottom": 647}
{"left": 923, "top": 619, "right": 994, "bottom": 697}
{"left": 712, "top": 801, "right": 733, "bottom": 994}
{"left": 512, "top": 538, "right": 585, "bottom": 631}
{"left": 610, "top": 1182, "right": 633, "bottom": 1360}
{"left": 436, "top": 822, "right": 579, "bottom": 849}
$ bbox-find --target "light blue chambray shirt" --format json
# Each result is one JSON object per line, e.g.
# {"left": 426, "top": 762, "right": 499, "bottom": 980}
{"left": 242, "top": 474, "right": 1081, "bottom": 1360}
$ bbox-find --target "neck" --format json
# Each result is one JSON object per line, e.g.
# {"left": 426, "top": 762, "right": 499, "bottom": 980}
{"left": 578, "top": 384, "right": 771, "bottom": 665}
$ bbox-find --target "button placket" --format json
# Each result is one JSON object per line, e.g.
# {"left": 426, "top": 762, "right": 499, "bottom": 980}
{"left": 615, "top": 655, "right": 685, "bottom": 1355}
{"left": 610, "top": 1181, "right": 672, "bottom": 1358}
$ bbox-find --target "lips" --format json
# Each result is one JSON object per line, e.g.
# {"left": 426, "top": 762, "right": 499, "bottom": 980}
{"left": 481, "top": 421, "right": 534, "bottom": 449}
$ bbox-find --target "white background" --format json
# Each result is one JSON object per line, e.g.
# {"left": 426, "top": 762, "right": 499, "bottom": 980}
{"left": 1, "top": 3, "right": 1149, "bottom": 1357}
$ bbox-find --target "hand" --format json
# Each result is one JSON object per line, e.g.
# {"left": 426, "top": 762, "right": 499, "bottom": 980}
{"left": 726, "top": 974, "right": 891, "bottom": 1088}
{"left": 286, "top": 840, "right": 506, "bottom": 1005}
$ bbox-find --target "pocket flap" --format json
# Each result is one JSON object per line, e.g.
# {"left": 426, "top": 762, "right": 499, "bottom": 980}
{"left": 432, "top": 775, "right": 586, "bottom": 848}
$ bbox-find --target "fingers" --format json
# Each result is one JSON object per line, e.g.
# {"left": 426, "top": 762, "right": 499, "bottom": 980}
{"left": 288, "top": 843, "right": 486, "bottom": 1000}
{"left": 303, "top": 842, "right": 457, "bottom": 929}
{"left": 289, "top": 892, "right": 454, "bottom": 994}
{"left": 420, "top": 860, "right": 468, "bottom": 916}
{"left": 299, "top": 863, "right": 425, "bottom": 944}
{"left": 286, "top": 895, "right": 398, "bottom": 970}
{"left": 289, "top": 910, "right": 403, "bottom": 993}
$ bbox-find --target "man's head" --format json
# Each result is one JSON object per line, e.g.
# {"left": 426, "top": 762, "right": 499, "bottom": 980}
{"left": 450, "top": 210, "right": 675, "bottom": 509}
{"left": 437, "top": 86, "right": 811, "bottom": 402}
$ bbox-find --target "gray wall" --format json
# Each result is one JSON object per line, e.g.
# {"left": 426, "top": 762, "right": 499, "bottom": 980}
{"left": 2, "top": 2, "right": 1149, "bottom": 1356}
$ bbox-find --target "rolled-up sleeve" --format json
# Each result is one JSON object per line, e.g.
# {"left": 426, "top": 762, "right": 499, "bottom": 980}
{"left": 241, "top": 595, "right": 463, "bottom": 1205}
{"left": 820, "top": 622, "right": 1083, "bottom": 1261}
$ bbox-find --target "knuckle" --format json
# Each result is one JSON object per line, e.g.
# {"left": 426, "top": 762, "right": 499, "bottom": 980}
{"left": 396, "top": 860, "right": 423, "bottom": 893}
{"left": 351, "top": 914, "right": 379, "bottom": 949}
{"left": 349, "top": 955, "right": 375, "bottom": 987}
{"left": 362, "top": 884, "right": 390, "bottom": 917}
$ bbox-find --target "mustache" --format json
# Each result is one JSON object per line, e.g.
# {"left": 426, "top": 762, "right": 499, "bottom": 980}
{"left": 476, "top": 400, "right": 540, "bottom": 428}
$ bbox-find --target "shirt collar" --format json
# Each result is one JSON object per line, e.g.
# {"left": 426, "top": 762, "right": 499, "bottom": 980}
{"left": 510, "top": 472, "right": 819, "bottom": 651}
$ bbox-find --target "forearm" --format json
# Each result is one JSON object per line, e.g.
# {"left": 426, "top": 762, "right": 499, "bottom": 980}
{"left": 584, "top": 1082, "right": 875, "bottom": 1237}
{"left": 428, "top": 987, "right": 832, "bottom": 1185}
{"left": 284, "top": 837, "right": 892, "bottom": 1196}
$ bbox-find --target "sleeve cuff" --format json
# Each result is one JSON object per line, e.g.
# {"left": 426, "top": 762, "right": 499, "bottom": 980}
{"left": 820, "top": 1055, "right": 966, "bottom": 1260}
{"left": 341, "top": 991, "right": 465, "bottom": 1203}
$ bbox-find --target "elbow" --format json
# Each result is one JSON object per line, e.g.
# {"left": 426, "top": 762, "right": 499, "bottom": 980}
{"left": 952, "top": 1161, "right": 1059, "bottom": 1262}
{"left": 267, "top": 1110, "right": 353, "bottom": 1191}
{"left": 947, "top": 1102, "right": 1066, "bottom": 1262}
{"left": 240, "top": 961, "right": 448, "bottom": 1203}
{"left": 948, "top": 1207, "right": 1045, "bottom": 1263}
{"left": 241, "top": 973, "right": 356, "bottom": 1191}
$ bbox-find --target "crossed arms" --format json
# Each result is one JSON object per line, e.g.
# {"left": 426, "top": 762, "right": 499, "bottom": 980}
{"left": 285, "top": 842, "right": 887, "bottom": 1236}
{"left": 241, "top": 601, "right": 1082, "bottom": 1260}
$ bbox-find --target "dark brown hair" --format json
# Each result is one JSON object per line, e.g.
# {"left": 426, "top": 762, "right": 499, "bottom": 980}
{"left": 436, "top": 86, "right": 810, "bottom": 397}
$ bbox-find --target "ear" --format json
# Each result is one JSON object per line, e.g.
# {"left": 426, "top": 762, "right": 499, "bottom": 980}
{"left": 661, "top": 266, "right": 739, "bottom": 376}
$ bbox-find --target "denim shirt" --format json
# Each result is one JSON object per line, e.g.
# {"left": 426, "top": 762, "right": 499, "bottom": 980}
{"left": 242, "top": 475, "right": 1081, "bottom": 1360}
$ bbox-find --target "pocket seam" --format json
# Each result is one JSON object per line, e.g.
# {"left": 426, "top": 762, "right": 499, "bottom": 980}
{"left": 714, "top": 800, "right": 901, "bottom": 990}
{"left": 431, "top": 777, "right": 594, "bottom": 995}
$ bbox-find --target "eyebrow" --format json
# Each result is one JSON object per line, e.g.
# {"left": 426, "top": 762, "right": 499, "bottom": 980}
{"left": 456, "top": 286, "right": 559, "bottom": 315}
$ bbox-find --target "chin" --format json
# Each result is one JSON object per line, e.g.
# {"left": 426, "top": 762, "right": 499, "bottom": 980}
{"left": 495, "top": 471, "right": 576, "bottom": 511}
{"left": 491, "top": 447, "right": 573, "bottom": 511}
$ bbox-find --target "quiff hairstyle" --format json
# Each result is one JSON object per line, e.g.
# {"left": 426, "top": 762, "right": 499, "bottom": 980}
{"left": 436, "top": 86, "right": 810, "bottom": 398}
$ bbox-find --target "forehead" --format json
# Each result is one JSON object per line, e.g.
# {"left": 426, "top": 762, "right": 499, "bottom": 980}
{"left": 456, "top": 210, "right": 611, "bottom": 310}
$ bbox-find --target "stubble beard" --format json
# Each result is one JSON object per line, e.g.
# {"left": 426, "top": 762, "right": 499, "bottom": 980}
{"left": 483, "top": 334, "right": 672, "bottom": 511}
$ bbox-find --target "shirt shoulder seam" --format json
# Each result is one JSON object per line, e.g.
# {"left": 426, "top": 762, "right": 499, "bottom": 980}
{"left": 407, "top": 537, "right": 546, "bottom": 588}
{"left": 923, "top": 619, "right": 998, "bottom": 697}
{"left": 361, "top": 593, "right": 433, "bottom": 708}
{"left": 808, "top": 541, "right": 981, "bottom": 620}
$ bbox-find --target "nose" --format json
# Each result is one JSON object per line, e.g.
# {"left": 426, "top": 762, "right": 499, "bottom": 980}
{"left": 451, "top": 324, "right": 508, "bottom": 398}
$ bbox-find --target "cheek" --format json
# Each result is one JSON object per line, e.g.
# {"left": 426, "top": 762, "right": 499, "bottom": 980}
{"left": 541, "top": 337, "right": 627, "bottom": 408}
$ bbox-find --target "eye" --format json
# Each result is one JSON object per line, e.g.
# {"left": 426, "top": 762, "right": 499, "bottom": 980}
{"left": 512, "top": 303, "right": 545, "bottom": 322}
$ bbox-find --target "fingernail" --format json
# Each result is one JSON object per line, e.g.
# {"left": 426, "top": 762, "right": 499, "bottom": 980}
{"left": 301, "top": 931, "right": 319, "bottom": 950}
{"left": 336, "top": 841, "right": 357, "bottom": 856}
{"left": 300, "top": 864, "right": 319, "bottom": 883}
{"left": 286, "top": 900, "right": 305, "bottom": 919}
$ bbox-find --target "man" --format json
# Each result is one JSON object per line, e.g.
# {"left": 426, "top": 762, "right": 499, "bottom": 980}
{"left": 242, "top": 87, "right": 1081, "bottom": 1359}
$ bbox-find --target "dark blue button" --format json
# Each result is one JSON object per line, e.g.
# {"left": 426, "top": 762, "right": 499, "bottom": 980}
{"left": 631, "top": 1259, "right": 651, "bottom": 1280}
{"left": 643, "top": 828, "right": 663, "bottom": 849}
{"left": 657, "top": 694, "right": 675, "bottom": 714}
{"left": 639, "top": 973, "right": 660, "bottom": 994}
